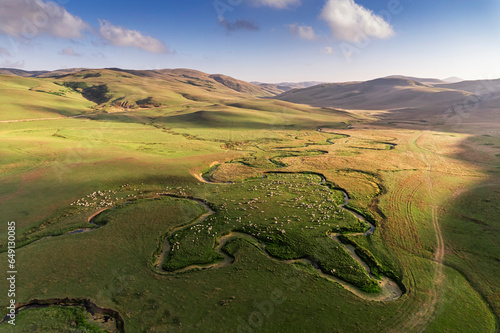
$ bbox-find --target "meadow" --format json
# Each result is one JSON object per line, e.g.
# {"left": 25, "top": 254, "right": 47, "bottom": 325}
{"left": 0, "top": 70, "right": 498, "bottom": 332}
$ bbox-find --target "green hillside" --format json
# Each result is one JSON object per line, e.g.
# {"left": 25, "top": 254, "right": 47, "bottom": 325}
{"left": 0, "top": 75, "right": 94, "bottom": 121}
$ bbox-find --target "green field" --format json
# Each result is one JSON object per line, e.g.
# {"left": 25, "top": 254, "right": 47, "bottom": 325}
{"left": 0, "top": 70, "right": 498, "bottom": 332}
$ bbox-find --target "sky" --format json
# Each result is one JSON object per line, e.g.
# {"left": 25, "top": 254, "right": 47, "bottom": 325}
{"left": 0, "top": 0, "right": 499, "bottom": 83}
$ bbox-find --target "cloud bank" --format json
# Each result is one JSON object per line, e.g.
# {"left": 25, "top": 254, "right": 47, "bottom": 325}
{"left": 288, "top": 24, "right": 317, "bottom": 40}
{"left": 321, "top": 0, "right": 394, "bottom": 43}
{"left": 0, "top": 0, "right": 89, "bottom": 39}
{"left": 99, "top": 20, "right": 169, "bottom": 54}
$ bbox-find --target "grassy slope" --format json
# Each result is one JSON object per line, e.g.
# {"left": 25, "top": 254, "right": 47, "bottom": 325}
{"left": 436, "top": 135, "right": 500, "bottom": 324}
{"left": 440, "top": 185, "right": 500, "bottom": 326}
{"left": 0, "top": 117, "right": 227, "bottom": 232}
{"left": 51, "top": 68, "right": 272, "bottom": 112}
{"left": 0, "top": 75, "right": 94, "bottom": 120}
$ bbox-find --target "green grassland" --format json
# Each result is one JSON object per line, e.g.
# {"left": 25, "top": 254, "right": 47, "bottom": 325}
{"left": 0, "top": 70, "right": 498, "bottom": 332}
{"left": 2, "top": 195, "right": 493, "bottom": 332}
{"left": 52, "top": 68, "right": 272, "bottom": 111}
{"left": 1, "top": 306, "right": 110, "bottom": 332}
{"left": 440, "top": 184, "right": 500, "bottom": 322}
{"left": 0, "top": 75, "right": 94, "bottom": 120}
{"left": 154, "top": 173, "right": 378, "bottom": 292}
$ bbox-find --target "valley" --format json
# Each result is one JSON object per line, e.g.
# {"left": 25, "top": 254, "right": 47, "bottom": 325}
{"left": 0, "top": 68, "right": 498, "bottom": 332}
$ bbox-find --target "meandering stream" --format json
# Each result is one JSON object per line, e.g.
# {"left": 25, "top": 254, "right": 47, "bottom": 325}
{"left": 7, "top": 166, "right": 403, "bottom": 327}
{"left": 183, "top": 168, "right": 403, "bottom": 301}
{"left": 80, "top": 168, "right": 403, "bottom": 301}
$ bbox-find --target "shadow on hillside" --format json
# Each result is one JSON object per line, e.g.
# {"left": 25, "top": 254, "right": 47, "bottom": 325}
{"left": 88, "top": 109, "right": 350, "bottom": 132}
{"left": 369, "top": 95, "right": 500, "bottom": 328}
{"left": 437, "top": 177, "right": 500, "bottom": 325}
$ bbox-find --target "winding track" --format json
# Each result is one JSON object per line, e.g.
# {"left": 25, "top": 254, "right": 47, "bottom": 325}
{"left": 398, "top": 133, "right": 446, "bottom": 332}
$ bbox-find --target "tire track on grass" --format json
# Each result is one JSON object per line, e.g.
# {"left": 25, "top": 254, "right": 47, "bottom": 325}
{"left": 402, "top": 133, "right": 445, "bottom": 332}
{"left": 384, "top": 170, "right": 424, "bottom": 253}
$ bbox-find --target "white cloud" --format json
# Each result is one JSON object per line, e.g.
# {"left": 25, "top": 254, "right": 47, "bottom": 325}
{"left": 0, "top": 0, "right": 89, "bottom": 39}
{"left": 60, "top": 47, "right": 80, "bottom": 57}
{"left": 320, "top": 0, "right": 394, "bottom": 43}
{"left": 99, "top": 20, "right": 169, "bottom": 54}
{"left": 250, "top": 0, "right": 301, "bottom": 9}
{"left": 322, "top": 46, "right": 335, "bottom": 54}
{"left": 288, "top": 24, "right": 317, "bottom": 40}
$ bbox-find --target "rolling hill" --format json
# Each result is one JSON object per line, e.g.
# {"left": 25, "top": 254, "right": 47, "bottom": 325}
{"left": 276, "top": 77, "right": 478, "bottom": 111}
{"left": 209, "top": 74, "right": 270, "bottom": 96}
{"left": 435, "top": 78, "right": 500, "bottom": 95}
{"left": 1, "top": 66, "right": 500, "bottom": 332}
{"left": 0, "top": 68, "right": 49, "bottom": 77}
{"left": 0, "top": 67, "right": 274, "bottom": 117}
{"left": 2, "top": 67, "right": 498, "bottom": 119}
{"left": 0, "top": 74, "right": 95, "bottom": 121}
{"left": 0, "top": 68, "right": 87, "bottom": 77}
{"left": 51, "top": 68, "right": 273, "bottom": 110}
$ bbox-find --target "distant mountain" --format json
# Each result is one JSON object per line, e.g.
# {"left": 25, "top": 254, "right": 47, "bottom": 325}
{"left": 209, "top": 74, "right": 270, "bottom": 96}
{"left": 443, "top": 77, "right": 463, "bottom": 83}
{"left": 0, "top": 68, "right": 50, "bottom": 77}
{"left": 0, "top": 67, "right": 87, "bottom": 77}
{"left": 386, "top": 75, "right": 464, "bottom": 84}
{"left": 252, "top": 81, "right": 325, "bottom": 94}
{"left": 277, "top": 77, "right": 475, "bottom": 111}
{"left": 384, "top": 75, "right": 445, "bottom": 85}
{"left": 252, "top": 83, "right": 285, "bottom": 95}
{"left": 436, "top": 79, "right": 500, "bottom": 95}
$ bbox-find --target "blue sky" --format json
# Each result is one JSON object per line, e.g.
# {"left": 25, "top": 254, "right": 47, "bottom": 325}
{"left": 0, "top": 0, "right": 499, "bottom": 82}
